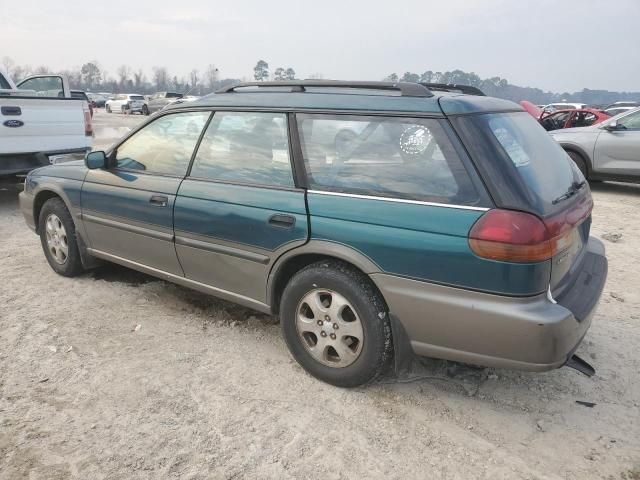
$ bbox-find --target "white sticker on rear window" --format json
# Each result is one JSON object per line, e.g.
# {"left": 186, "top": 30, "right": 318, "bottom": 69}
{"left": 490, "top": 121, "right": 531, "bottom": 168}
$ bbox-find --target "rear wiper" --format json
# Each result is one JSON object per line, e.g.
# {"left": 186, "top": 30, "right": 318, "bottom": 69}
{"left": 552, "top": 180, "right": 586, "bottom": 205}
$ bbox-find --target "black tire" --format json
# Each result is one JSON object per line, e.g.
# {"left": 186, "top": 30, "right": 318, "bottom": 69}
{"left": 280, "top": 260, "right": 392, "bottom": 387}
{"left": 142, "top": 105, "right": 149, "bottom": 116}
{"left": 567, "top": 150, "right": 588, "bottom": 179}
{"left": 106, "top": 105, "right": 112, "bottom": 113}
{"left": 38, "top": 198, "right": 84, "bottom": 277}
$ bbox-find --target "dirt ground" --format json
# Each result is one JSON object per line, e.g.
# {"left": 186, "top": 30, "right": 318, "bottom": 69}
{"left": 1, "top": 111, "right": 639, "bottom": 479}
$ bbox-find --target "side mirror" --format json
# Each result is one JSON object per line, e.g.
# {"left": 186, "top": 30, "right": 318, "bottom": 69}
{"left": 604, "top": 121, "right": 621, "bottom": 132}
{"left": 85, "top": 150, "right": 108, "bottom": 169}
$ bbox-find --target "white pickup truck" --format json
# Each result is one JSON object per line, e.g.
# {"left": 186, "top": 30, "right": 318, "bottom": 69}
{"left": 0, "top": 70, "right": 93, "bottom": 178}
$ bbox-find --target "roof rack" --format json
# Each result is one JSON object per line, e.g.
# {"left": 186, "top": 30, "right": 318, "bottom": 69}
{"left": 420, "top": 83, "right": 485, "bottom": 96}
{"left": 217, "top": 80, "right": 433, "bottom": 98}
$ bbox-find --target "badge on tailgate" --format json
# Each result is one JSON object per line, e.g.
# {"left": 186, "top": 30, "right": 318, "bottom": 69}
{"left": 3, "top": 119, "right": 24, "bottom": 128}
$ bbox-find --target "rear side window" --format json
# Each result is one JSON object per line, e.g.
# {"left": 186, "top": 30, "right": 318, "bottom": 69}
{"left": 455, "top": 112, "right": 580, "bottom": 215}
{"left": 190, "top": 111, "right": 294, "bottom": 187}
{"left": 296, "top": 114, "right": 483, "bottom": 205}
{"left": 115, "top": 112, "right": 210, "bottom": 176}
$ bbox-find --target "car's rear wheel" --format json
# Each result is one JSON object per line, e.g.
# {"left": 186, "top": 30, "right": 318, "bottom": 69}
{"left": 280, "top": 260, "right": 392, "bottom": 387}
{"left": 567, "top": 150, "right": 588, "bottom": 179}
{"left": 142, "top": 105, "right": 149, "bottom": 116}
{"left": 38, "top": 198, "right": 84, "bottom": 277}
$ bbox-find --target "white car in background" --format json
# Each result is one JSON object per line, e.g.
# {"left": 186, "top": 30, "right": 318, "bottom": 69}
{"left": 542, "top": 102, "right": 587, "bottom": 114}
{"left": 105, "top": 94, "right": 145, "bottom": 114}
{"left": 604, "top": 106, "right": 637, "bottom": 117}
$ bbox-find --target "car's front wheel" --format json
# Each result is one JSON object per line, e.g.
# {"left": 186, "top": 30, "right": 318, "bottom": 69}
{"left": 106, "top": 105, "right": 112, "bottom": 113}
{"left": 38, "top": 198, "right": 84, "bottom": 277}
{"left": 142, "top": 105, "right": 149, "bottom": 116}
{"left": 280, "top": 260, "right": 392, "bottom": 387}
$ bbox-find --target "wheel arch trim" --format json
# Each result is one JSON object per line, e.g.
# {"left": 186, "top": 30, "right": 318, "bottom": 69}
{"left": 266, "top": 240, "right": 382, "bottom": 312}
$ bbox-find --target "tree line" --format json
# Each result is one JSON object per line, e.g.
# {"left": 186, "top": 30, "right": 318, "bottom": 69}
{"left": 2, "top": 55, "right": 637, "bottom": 105}
{"left": 384, "top": 70, "right": 640, "bottom": 105}
{"left": 1, "top": 57, "right": 240, "bottom": 96}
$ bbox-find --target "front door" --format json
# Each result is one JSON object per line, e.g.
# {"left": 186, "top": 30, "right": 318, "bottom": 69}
{"left": 81, "top": 111, "right": 210, "bottom": 274}
{"left": 594, "top": 109, "right": 640, "bottom": 175}
{"left": 174, "top": 111, "right": 308, "bottom": 304}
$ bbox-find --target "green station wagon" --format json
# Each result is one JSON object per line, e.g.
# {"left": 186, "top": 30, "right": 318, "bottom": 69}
{"left": 19, "top": 81, "right": 607, "bottom": 387}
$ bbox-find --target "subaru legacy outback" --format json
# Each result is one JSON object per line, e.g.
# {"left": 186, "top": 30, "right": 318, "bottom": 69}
{"left": 19, "top": 81, "right": 607, "bottom": 387}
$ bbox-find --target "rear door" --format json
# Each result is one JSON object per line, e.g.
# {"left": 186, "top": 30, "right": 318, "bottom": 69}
{"left": 593, "top": 109, "right": 640, "bottom": 175}
{"left": 81, "top": 111, "right": 210, "bottom": 274}
{"left": 174, "top": 111, "right": 308, "bottom": 304}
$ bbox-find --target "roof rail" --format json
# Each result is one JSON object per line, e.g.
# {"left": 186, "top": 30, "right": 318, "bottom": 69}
{"left": 217, "top": 80, "right": 433, "bottom": 98}
{"left": 420, "top": 83, "right": 485, "bottom": 96}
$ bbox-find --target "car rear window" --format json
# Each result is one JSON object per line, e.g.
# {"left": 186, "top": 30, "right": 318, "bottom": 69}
{"left": 296, "top": 114, "right": 487, "bottom": 206}
{"left": 454, "top": 112, "right": 580, "bottom": 215}
{"left": 129, "top": 95, "right": 144, "bottom": 100}
{"left": 0, "top": 72, "right": 12, "bottom": 89}
{"left": 167, "top": 93, "right": 183, "bottom": 98}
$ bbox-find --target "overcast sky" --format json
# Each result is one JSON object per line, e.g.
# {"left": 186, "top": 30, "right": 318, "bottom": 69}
{"left": 1, "top": 0, "right": 639, "bottom": 92}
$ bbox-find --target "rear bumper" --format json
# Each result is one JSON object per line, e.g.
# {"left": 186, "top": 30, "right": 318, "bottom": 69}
{"left": 0, "top": 148, "right": 89, "bottom": 176}
{"left": 372, "top": 236, "right": 607, "bottom": 371}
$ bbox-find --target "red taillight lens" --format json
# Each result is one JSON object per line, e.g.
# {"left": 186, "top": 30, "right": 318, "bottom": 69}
{"left": 469, "top": 209, "right": 553, "bottom": 263}
{"left": 84, "top": 109, "right": 93, "bottom": 136}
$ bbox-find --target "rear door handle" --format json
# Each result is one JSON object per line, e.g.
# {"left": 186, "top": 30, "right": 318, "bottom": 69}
{"left": 268, "top": 214, "right": 295, "bottom": 228}
{"left": 149, "top": 195, "right": 168, "bottom": 207}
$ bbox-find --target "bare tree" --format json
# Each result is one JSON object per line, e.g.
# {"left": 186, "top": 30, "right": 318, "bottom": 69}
{"left": 117, "top": 65, "right": 131, "bottom": 87}
{"left": 133, "top": 69, "right": 145, "bottom": 89}
{"left": 1, "top": 56, "right": 14, "bottom": 75}
{"left": 152, "top": 66, "right": 169, "bottom": 91}
{"left": 204, "top": 64, "right": 219, "bottom": 91}
{"left": 189, "top": 69, "right": 199, "bottom": 89}
{"left": 34, "top": 65, "right": 51, "bottom": 75}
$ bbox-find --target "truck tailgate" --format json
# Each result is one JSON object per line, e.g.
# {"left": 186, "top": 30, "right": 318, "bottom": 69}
{"left": 0, "top": 97, "right": 92, "bottom": 155}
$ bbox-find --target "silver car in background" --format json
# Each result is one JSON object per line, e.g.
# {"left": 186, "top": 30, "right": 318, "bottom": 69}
{"left": 550, "top": 107, "right": 640, "bottom": 182}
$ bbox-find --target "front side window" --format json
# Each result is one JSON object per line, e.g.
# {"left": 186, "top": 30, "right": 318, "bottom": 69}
{"left": 115, "top": 112, "right": 210, "bottom": 176}
{"left": 570, "top": 112, "right": 598, "bottom": 128}
{"left": 296, "top": 114, "right": 481, "bottom": 205}
{"left": 618, "top": 110, "right": 640, "bottom": 130}
{"left": 190, "top": 111, "right": 294, "bottom": 187}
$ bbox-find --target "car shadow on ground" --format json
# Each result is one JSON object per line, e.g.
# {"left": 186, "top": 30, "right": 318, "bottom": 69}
{"left": 86, "top": 262, "right": 514, "bottom": 394}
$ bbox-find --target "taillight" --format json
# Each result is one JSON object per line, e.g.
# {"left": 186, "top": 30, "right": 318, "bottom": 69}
{"left": 469, "top": 209, "right": 580, "bottom": 263}
{"left": 84, "top": 109, "right": 93, "bottom": 136}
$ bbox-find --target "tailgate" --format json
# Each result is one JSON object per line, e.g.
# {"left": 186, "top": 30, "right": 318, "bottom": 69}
{"left": 0, "top": 97, "right": 92, "bottom": 155}
{"left": 549, "top": 187, "right": 594, "bottom": 297}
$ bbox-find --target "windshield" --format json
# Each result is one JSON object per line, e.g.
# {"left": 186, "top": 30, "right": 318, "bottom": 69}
{"left": 455, "top": 112, "right": 581, "bottom": 215}
{"left": 166, "top": 92, "right": 183, "bottom": 98}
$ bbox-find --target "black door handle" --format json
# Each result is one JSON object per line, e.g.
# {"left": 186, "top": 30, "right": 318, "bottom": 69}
{"left": 268, "top": 214, "right": 295, "bottom": 228}
{"left": 149, "top": 195, "right": 168, "bottom": 207}
{"left": 1, "top": 106, "right": 22, "bottom": 116}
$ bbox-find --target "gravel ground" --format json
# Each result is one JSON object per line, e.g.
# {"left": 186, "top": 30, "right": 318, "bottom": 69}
{"left": 1, "top": 110, "right": 639, "bottom": 479}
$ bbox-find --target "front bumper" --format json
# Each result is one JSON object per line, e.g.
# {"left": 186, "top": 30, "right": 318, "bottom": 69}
{"left": 373, "top": 237, "right": 607, "bottom": 372}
